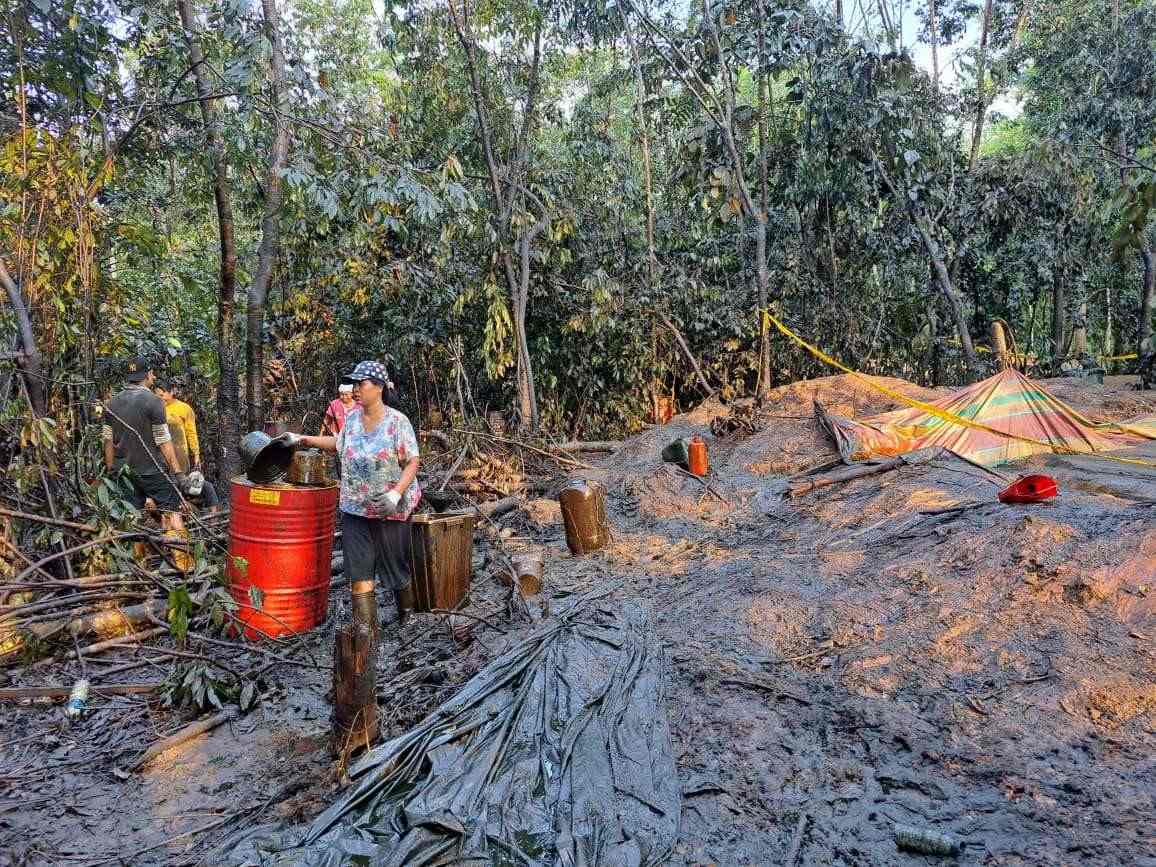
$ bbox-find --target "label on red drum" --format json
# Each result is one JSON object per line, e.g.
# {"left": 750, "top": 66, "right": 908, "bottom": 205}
{"left": 249, "top": 489, "right": 281, "bottom": 506}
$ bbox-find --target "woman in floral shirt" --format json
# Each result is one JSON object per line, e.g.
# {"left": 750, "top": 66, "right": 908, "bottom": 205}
{"left": 280, "top": 360, "right": 421, "bottom": 636}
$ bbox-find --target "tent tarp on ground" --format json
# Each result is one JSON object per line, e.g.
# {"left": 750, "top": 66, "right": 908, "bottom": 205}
{"left": 225, "top": 594, "right": 680, "bottom": 867}
{"left": 819, "top": 369, "right": 1156, "bottom": 467}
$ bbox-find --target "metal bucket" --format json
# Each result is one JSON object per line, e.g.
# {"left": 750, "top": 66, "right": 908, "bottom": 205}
{"left": 287, "top": 448, "right": 332, "bottom": 486}
{"left": 239, "top": 430, "right": 294, "bottom": 485}
{"left": 558, "top": 479, "right": 610, "bottom": 555}
{"left": 511, "top": 553, "right": 544, "bottom": 596}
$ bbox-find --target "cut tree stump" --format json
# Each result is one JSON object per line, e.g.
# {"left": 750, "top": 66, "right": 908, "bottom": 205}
{"left": 332, "top": 622, "right": 377, "bottom": 760}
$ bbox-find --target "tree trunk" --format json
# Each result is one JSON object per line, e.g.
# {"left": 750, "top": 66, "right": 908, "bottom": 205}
{"left": 1052, "top": 276, "right": 1065, "bottom": 361}
{"left": 1140, "top": 247, "right": 1156, "bottom": 348}
{"left": 1071, "top": 301, "right": 1087, "bottom": 357}
{"left": 657, "top": 311, "right": 714, "bottom": 397}
{"left": 754, "top": 218, "right": 772, "bottom": 396}
{"left": 0, "top": 258, "right": 46, "bottom": 416}
{"left": 755, "top": 0, "right": 772, "bottom": 398}
{"left": 245, "top": 0, "right": 292, "bottom": 431}
{"left": 874, "top": 155, "right": 979, "bottom": 373}
{"left": 928, "top": 0, "right": 940, "bottom": 93}
{"left": 448, "top": 2, "right": 545, "bottom": 430}
{"left": 623, "top": 15, "right": 657, "bottom": 287}
{"left": 967, "top": 0, "right": 994, "bottom": 170}
{"left": 177, "top": 0, "right": 241, "bottom": 475}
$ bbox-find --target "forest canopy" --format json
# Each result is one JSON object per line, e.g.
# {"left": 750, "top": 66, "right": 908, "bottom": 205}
{"left": 2, "top": 0, "right": 1155, "bottom": 474}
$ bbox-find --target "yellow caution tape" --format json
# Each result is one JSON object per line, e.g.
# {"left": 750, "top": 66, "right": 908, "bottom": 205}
{"left": 762, "top": 309, "right": 1156, "bottom": 470}
{"left": 1101, "top": 353, "right": 1138, "bottom": 362}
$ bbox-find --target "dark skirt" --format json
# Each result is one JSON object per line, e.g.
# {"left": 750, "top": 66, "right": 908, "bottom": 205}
{"left": 340, "top": 512, "right": 412, "bottom": 590}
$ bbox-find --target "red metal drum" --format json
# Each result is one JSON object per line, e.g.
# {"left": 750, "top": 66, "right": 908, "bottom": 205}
{"left": 226, "top": 477, "right": 338, "bottom": 638}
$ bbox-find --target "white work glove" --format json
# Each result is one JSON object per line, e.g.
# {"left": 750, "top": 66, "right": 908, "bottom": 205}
{"left": 186, "top": 470, "right": 205, "bottom": 496}
{"left": 376, "top": 490, "right": 402, "bottom": 514}
{"left": 275, "top": 432, "right": 303, "bottom": 447}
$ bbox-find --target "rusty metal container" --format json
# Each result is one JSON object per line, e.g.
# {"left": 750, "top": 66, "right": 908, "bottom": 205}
{"left": 687, "top": 435, "right": 710, "bottom": 477}
{"left": 287, "top": 448, "right": 332, "bottom": 486}
{"left": 226, "top": 477, "right": 339, "bottom": 639}
{"left": 559, "top": 479, "right": 610, "bottom": 555}
{"left": 511, "top": 553, "right": 544, "bottom": 596}
{"left": 408, "top": 511, "right": 478, "bottom": 612}
{"left": 654, "top": 396, "right": 675, "bottom": 425}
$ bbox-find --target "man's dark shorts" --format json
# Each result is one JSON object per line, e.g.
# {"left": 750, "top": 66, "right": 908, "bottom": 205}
{"left": 127, "top": 471, "right": 183, "bottom": 512}
{"left": 341, "top": 512, "right": 412, "bottom": 590}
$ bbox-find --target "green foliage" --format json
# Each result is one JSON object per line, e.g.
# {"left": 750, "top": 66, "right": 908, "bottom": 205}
{"left": 160, "top": 661, "right": 260, "bottom": 712}
{"left": 167, "top": 583, "right": 193, "bottom": 647}
{"left": 2, "top": 0, "right": 1154, "bottom": 451}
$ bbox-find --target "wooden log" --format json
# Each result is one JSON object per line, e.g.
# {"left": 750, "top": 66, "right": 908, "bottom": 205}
{"left": 553, "top": 440, "right": 622, "bottom": 453}
{"left": 67, "top": 600, "right": 166, "bottom": 639}
{"left": 130, "top": 708, "right": 238, "bottom": 772}
{"left": 331, "top": 622, "right": 377, "bottom": 758}
{"left": 476, "top": 496, "right": 520, "bottom": 519}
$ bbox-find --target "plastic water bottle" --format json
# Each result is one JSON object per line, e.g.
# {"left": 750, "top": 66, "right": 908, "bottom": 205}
{"left": 64, "top": 679, "right": 90, "bottom": 719}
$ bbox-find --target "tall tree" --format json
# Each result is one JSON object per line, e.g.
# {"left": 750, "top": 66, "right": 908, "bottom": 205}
{"left": 246, "top": 0, "right": 293, "bottom": 429}
{"left": 446, "top": 0, "right": 549, "bottom": 429}
{"left": 176, "top": 0, "right": 241, "bottom": 475}
{"left": 629, "top": 0, "right": 774, "bottom": 396}
{"left": 1022, "top": 0, "right": 1156, "bottom": 352}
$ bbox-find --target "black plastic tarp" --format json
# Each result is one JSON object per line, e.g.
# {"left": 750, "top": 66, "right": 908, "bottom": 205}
{"left": 228, "top": 592, "right": 680, "bottom": 866}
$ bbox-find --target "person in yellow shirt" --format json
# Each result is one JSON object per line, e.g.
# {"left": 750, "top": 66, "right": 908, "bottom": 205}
{"left": 154, "top": 379, "right": 219, "bottom": 511}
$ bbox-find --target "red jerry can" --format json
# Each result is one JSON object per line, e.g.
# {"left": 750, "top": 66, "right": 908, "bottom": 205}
{"left": 998, "top": 474, "right": 1058, "bottom": 504}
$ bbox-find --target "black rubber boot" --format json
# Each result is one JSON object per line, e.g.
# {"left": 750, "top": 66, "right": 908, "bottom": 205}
{"left": 350, "top": 590, "right": 379, "bottom": 646}
{"left": 395, "top": 584, "right": 414, "bottom": 626}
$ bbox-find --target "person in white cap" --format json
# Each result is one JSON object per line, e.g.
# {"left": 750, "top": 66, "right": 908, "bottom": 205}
{"left": 321, "top": 382, "right": 358, "bottom": 436}
{"left": 280, "top": 360, "right": 421, "bottom": 637}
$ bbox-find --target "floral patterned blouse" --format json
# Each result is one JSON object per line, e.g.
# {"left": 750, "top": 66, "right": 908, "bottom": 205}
{"left": 336, "top": 406, "right": 421, "bottom": 520}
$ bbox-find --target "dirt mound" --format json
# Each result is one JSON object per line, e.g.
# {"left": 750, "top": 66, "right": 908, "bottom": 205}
{"left": 604, "top": 375, "right": 944, "bottom": 518}
{"left": 1038, "top": 375, "right": 1156, "bottom": 421}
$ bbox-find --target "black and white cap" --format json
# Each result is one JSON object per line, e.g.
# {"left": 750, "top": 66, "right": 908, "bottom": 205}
{"left": 342, "top": 360, "right": 394, "bottom": 388}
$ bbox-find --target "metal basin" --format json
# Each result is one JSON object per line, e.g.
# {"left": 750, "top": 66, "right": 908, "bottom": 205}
{"left": 239, "top": 430, "right": 294, "bottom": 484}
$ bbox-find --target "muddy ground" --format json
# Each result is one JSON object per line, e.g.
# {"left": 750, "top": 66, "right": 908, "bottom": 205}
{"left": 2, "top": 374, "right": 1154, "bottom": 866}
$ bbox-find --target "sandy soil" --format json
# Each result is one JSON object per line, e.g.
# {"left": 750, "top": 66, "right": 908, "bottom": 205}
{"left": 2, "top": 373, "right": 1155, "bottom": 866}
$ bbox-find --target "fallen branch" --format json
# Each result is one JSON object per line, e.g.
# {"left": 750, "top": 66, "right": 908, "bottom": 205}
{"left": 672, "top": 466, "right": 730, "bottom": 505}
{"left": 449, "top": 427, "right": 595, "bottom": 469}
{"left": 11, "top": 532, "right": 150, "bottom": 584}
{"left": 6, "top": 626, "right": 168, "bottom": 674}
{"left": 129, "top": 707, "right": 238, "bottom": 772}
{"left": 719, "top": 677, "right": 810, "bottom": 705}
{"left": 0, "top": 682, "right": 161, "bottom": 702}
{"left": 788, "top": 448, "right": 943, "bottom": 498}
{"left": 0, "top": 506, "right": 98, "bottom": 533}
{"left": 427, "top": 607, "right": 508, "bottom": 634}
{"left": 438, "top": 447, "right": 469, "bottom": 491}
{"left": 67, "top": 599, "right": 166, "bottom": 639}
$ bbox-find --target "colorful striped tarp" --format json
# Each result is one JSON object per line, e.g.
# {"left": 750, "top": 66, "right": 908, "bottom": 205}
{"left": 820, "top": 369, "right": 1156, "bottom": 467}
